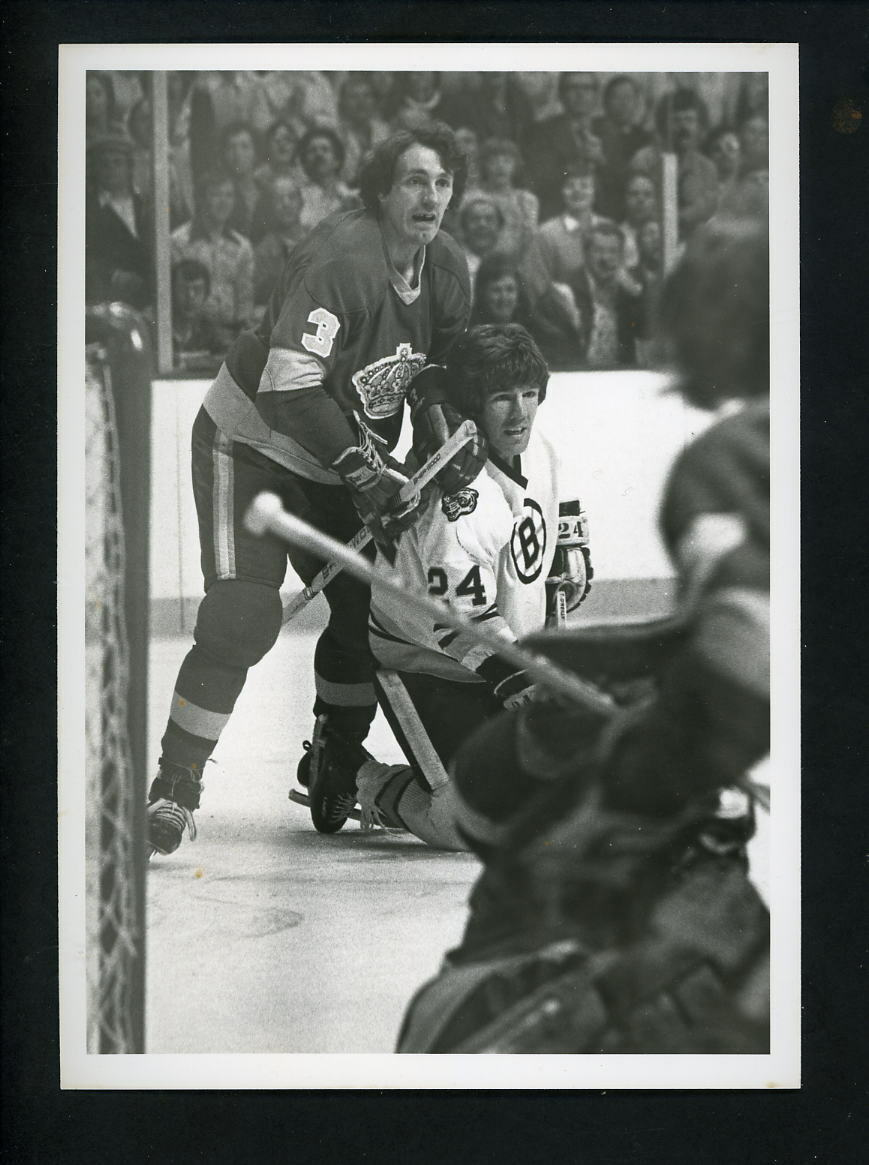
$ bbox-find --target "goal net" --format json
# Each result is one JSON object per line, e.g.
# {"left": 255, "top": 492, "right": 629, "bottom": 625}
{"left": 85, "top": 305, "right": 151, "bottom": 1053}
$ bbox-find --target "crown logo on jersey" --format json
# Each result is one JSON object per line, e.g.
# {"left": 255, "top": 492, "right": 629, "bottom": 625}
{"left": 441, "top": 487, "right": 479, "bottom": 522}
{"left": 353, "top": 343, "right": 427, "bottom": 419}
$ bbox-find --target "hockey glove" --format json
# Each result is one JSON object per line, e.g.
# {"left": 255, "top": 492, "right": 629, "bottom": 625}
{"left": 545, "top": 499, "right": 593, "bottom": 620}
{"left": 331, "top": 414, "right": 421, "bottom": 546}
{"left": 408, "top": 365, "right": 488, "bottom": 494}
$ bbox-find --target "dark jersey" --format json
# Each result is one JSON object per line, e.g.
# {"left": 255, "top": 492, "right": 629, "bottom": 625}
{"left": 203, "top": 208, "right": 470, "bottom": 483}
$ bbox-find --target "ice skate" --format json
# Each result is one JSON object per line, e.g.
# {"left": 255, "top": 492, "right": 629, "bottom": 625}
{"left": 146, "top": 762, "right": 203, "bottom": 858}
{"left": 304, "top": 716, "right": 371, "bottom": 834}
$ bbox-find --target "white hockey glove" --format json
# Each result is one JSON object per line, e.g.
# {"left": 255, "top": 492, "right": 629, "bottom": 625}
{"left": 546, "top": 499, "right": 593, "bottom": 623}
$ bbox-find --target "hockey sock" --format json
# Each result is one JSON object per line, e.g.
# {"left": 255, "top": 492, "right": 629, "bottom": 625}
{"left": 160, "top": 643, "right": 247, "bottom": 771}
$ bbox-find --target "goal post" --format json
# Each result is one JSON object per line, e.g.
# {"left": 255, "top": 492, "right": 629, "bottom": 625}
{"left": 85, "top": 303, "right": 151, "bottom": 1053}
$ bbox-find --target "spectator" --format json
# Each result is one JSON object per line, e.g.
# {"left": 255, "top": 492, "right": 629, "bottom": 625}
{"left": 593, "top": 75, "right": 654, "bottom": 219}
{"left": 475, "top": 137, "right": 539, "bottom": 260}
{"left": 453, "top": 125, "right": 482, "bottom": 189}
{"left": 632, "top": 88, "right": 719, "bottom": 238}
{"left": 568, "top": 221, "right": 641, "bottom": 368}
{"left": 189, "top": 71, "right": 260, "bottom": 179}
{"left": 170, "top": 168, "right": 254, "bottom": 343}
{"left": 220, "top": 121, "right": 260, "bottom": 238}
{"left": 626, "top": 218, "right": 664, "bottom": 362}
{"left": 390, "top": 72, "right": 450, "bottom": 132}
{"left": 295, "top": 126, "right": 357, "bottom": 231}
{"left": 250, "top": 70, "right": 339, "bottom": 140}
{"left": 470, "top": 253, "right": 580, "bottom": 371}
{"left": 620, "top": 171, "right": 658, "bottom": 269}
{"left": 524, "top": 72, "right": 606, "bottom": 221}
{"left": 735, "top": 72, "right": 769, "bottom": 126}
{"left": 706, "top": 127, "right": 743, "bottom": 208}
{"left": 109, "top": 70, "right": 149, "bottom": 126}
{"left": 452, "top": 72, "right": 534, "bottom": 145}
{"left": 739, "top": 113, "right": 769, "bottom": 173}
{"left": 169, "top": 259, "right": 223, "bottom": 369}
{"left": 85, "top": 128, "right": 152, "bottom": 310}
{"left": 250, "top": 119, "right": 301, "bottom": 242}
{"left": 253, "top": 175, "right": 305, "bottom": 306}
{"left": 457, "top": 191, "right": 505, "bottom": 293}
{"left": 126, "top": 96, "right": 192, "bottom": 232}
{"left": 532, "top": 162, "right": 606, "bottom": 285}
{"left": 86, "top": 72, "right": 119, "bottom": 144}
{"left": 336, "top": 74, "right": 391, "bottom": 187}
{"left": 514, "top": 72, "right": 562, "bottom": 124}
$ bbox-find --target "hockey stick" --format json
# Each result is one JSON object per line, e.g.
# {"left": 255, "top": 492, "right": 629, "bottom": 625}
{"left": 377, "top": 669, "right": 450, "bottom": 791}
{"left": 248, "top": 496, "right": 617, "bottom": 715}
{"left": 281, "top": 420, "right": 477, "bottom": 624}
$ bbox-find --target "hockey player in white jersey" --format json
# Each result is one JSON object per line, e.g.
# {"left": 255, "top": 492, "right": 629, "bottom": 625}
{"left": 303, "top": 323, "right": 592, "bottom": 841}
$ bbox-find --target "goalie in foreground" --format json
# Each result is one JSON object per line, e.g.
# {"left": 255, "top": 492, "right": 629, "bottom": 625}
{"left": 397, "top": 215, "right": 771, "bottom": 1054}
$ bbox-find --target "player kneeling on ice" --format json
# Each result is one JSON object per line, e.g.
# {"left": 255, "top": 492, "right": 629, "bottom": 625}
{"left": 396, "top": 215, "right": 771, "bottom": 1053}
{"left": 299, "top": 322, "right": 592, "bottom": 840}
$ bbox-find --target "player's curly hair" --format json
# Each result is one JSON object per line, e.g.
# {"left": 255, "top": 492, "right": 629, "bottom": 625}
{"left": 658, "top": 215, "right": 769, "bottom": 408}
{"left": 446, "top": 323, "right": 549, "bottom": 417}
{"left": 358, "top": 125, "right": 468, "bottom": 212}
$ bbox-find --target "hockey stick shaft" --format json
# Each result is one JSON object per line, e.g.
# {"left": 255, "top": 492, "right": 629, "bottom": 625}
{"left": 281, "top": 420, "right": 477, "bottom": 624}
{"left": 248, "top": 497, "right": 617, "bottom": 715}
{"left": 377, "top": 669, "right": 450, "bottom": 791}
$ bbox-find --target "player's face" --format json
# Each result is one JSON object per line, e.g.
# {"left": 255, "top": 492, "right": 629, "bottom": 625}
{"left": 379, "top": 144, "right": 454, "bottom": 251}
{"left": 480, "top": 384, "right": 540, "bottom": 460}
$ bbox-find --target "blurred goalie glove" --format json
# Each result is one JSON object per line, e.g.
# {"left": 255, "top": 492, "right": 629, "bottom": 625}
{"left": 546, "top": 498, "right": 593, "bottom": 619}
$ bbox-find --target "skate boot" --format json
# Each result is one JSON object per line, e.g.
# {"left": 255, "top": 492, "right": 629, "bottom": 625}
{"left": 146, "top": 762, "right": 203, "bottom": 857}
{"left": 305, "top": 715, "right": 372, "bottom": 834}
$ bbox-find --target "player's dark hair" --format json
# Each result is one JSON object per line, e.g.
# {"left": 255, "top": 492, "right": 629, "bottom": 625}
{"left": 657, "top": 215, "right": 769, "bottom": 408}
{"left": 447, "top": 323, "right": 549, "bottom": 417}
{"left": 296, "top": 125, "right": 346, "bottom": 177}
{"left": 358, "top": 125, "right": 468, "bottom": 212}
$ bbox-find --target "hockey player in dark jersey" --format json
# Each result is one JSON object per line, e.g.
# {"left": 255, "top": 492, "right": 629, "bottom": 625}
{"left": 397, "top": 214, "right": 771, "bottom": 1053}
{"left": 147, "top": 126, "right": 488, "bottom": 856}
{"left": 300, "top": 323, "right": 592, "bottom": 839}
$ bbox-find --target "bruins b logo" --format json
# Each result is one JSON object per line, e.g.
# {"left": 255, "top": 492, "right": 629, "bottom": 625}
{"left": 441, "top": 487, "right": 479, "bottom": 522}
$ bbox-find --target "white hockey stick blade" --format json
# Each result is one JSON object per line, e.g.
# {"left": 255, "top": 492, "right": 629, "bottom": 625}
{"left": 279, "top": 420, "right": 477, "bottom": 625}
{"left": 288, "top": 787, "right": 363, "bottom": 822}
{"left": 247, "top": 499, "right": 617, "bottom": 716}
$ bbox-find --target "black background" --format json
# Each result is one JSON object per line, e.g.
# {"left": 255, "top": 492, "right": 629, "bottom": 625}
{"left": 2, "top": 3, "right": 865, "bottom": 1160}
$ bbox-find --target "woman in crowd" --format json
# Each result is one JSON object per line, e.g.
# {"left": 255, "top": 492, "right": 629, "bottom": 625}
{"left": 389, "top": 71, "right": 449, "bottom": 132}
{"left": 706, "top": 126, "right": 743, "bottom": 209}
{"left": 470, "top": 252, "right": 580, "bottom": 371}
{"left": 250, "top": 119, "right": 301, "bottom": 242}
{"left": 474, "top": 137, "right": 539, "bottom": 261}
{"left": 86, "top": 71, "right": 119, "bottom": 143}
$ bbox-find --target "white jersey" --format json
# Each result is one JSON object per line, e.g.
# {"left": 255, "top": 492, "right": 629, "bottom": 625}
{"left": 370, "top": 429, "right": 559, "bottom": 683}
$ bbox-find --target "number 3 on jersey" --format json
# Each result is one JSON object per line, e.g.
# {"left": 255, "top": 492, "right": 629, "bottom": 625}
{"left": 301, "top": 307, "right": 340, "bottom": 358}
{"left": 427, "top": 565, "right": 487, "bottom": 607}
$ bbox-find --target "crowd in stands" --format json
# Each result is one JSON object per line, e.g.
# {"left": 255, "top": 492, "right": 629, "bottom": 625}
{"left": 85, "top": 69, "right": 770, "bottom": 373}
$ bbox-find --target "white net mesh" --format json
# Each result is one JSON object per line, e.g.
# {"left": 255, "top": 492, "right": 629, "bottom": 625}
{"left": 85, "top": 344, "right": 142, "bottom": 1053}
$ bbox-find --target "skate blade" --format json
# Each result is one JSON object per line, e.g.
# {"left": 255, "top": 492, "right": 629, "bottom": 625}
{"left": 288, "top": 787, "right": 363, "bottom": 823}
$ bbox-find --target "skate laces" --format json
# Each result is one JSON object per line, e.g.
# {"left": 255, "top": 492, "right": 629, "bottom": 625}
{"left": 151, "top": 798, "right": 197, "bottom": 841}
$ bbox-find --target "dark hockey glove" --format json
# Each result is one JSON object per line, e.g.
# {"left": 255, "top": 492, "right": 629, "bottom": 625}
{"left": 408, "top": 365, "right": 488, "bottom": 494}
{"left": 331, "top": 414, "right": 421, "bottom": 546}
